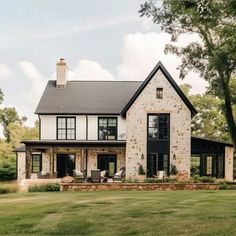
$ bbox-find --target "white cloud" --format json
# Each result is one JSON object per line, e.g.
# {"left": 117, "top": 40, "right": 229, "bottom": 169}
{"left": 18, "top": 61, "right": 48, "bottom": 126}
{"left": 70, "top": 60, "right": 115, "bottom": 81}
{"left": 0, "top": 64, "right": 12, "bottom": 80}
{"left": 116, "top": 32, "right": 208, "bottom": 94}
{"left": 11, "top": 32, "right": 208, "bottom": 128}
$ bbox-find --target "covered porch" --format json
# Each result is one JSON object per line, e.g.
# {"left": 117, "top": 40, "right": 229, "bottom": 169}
{"left": 17, "top": 140, "right": 126, "bottom": 182}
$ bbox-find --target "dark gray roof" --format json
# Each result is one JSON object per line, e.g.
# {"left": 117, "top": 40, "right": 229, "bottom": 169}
{"left": 14, "top": 145, "right": 26, "bottom": 152}
{"left": 35, "top": 81, "right": 142, "bottom": 114}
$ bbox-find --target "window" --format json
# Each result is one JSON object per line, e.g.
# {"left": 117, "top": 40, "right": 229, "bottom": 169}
{"left": 206, "top": 156, "right": 212, "bottom": 175}
{"left": 190, "top": 155, "right": 200, "bottom": 176}
{"left": 57, "top": 117, "right": 76, "bottom": 140}
{"left": 32, "top": 154, "right": 42, "bottom": 173}
{"left": 98, "top": 117, "right": 117, "bottom": 140}
{"left": 156, "top": 88, "right": 163, "bottom": 99}
{"left": 148, "top": 114, "right": 169, "bottom": 140}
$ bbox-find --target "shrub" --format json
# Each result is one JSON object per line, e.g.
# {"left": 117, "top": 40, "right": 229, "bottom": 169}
{"left": 193, "top": 176, "right": 216, "bottom": 183}
{"left": 170, "top": 164, "right": 178, "bottom": 175}
{"left": 145, "top": 178, "right": 156, "bottom": 183}
{"left": 0, "top": 182, "right": 18, "bottom": 194}
{"left": 28, "top": 183, "right": 60, "bottom": 192}
{"left": 219, "top": 182, "right": 236, "bottom": 190}
{"left": 0, "top": 161, "right": 16, "bottom": 181}
{"left": 138, "top": 164, "right": 146, "bottom": 175}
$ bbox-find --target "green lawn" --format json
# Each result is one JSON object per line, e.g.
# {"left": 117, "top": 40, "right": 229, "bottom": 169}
{"left": 1, "top": 191, "right": 236, "bottom": 235}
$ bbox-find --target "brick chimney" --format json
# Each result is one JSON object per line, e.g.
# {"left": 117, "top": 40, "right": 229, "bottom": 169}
{"left": 56, "top": 58, "right": 68, "bottom": 88}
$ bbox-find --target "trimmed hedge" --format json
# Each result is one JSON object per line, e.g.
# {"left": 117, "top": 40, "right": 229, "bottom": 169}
{"left": 28, "top": 183, "right": 60, "bottom": 192}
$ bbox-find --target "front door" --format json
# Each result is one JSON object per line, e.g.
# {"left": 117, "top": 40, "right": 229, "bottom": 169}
{"left": 147, "top": 153, "right": 169, "bottom": 177}
{"left": 57, "top": 154, "right": 75, "bottom": 178}
{"left": 97, "top": 155, "right": 117, "bottom": 177}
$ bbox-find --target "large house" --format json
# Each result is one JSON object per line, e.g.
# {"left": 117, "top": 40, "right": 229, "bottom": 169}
{"left": 16, "top": 59, "right": 234, "bottom": 182}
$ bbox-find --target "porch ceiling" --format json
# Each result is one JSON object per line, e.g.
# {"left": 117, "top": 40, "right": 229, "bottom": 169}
{"left": 21, "top": 140, "right": 126, "bottom": 148}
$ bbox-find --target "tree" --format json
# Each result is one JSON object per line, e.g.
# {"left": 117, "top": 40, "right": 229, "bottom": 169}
{"left": 0, "top": 89, "right": 3, "bottom": 105}
{"left": 0, "top": 107, "right": 27, "bottom": 142}
{"left": 7, "top": 121, "right": 39, "bottom": 149}
{"left": 139, "top": 0, "right": 236, "bottom": 147}
{"left": 180, "top": 84, "right": 230, "bottom": 141}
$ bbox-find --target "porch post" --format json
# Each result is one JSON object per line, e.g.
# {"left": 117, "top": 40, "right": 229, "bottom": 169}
{"left": 25, "top": 146, "right": 31, "bottom": 179}
{"left": 50, "top": 148, "right": 54, "bottom": 178}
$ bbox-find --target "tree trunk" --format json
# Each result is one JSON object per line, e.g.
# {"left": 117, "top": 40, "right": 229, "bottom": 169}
{"left": 221, "top": 78, "right": 236, "bottom": 148}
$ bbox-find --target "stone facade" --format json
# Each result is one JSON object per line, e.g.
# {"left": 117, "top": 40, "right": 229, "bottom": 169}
{"left": 225, "top": 146, "right": 234, "bottom": 181}
{"left": 126, "top": 70, "right": 191, "bottom": 180}
{"left": 60, "top": 183, "right": 219, "bottom": 192}
{"left": 87, "top": 148, "right": 125, "bottom": 176}
{"left": 17, "top": 152, "right": 26, "bottom": 182}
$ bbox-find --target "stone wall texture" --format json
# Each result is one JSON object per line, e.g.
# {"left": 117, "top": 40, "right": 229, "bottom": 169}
{"left": 17, "top": 152, "right": 26, "bottom": 181}
{"left": 225, "top": 146, "right": 234, "bottom": 181}
{"left": 60, "top": 183, "right": 219, "bottom": 192}
{"left": 126, "top": 70, "right": 191, "bottom": 179}
{"left": 87, "top": 148, "right": 125, "bottom": 177}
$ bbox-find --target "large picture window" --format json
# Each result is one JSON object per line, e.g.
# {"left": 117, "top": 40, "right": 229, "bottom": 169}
{"left": 32, "top": 154, "right": 42, "bottom": 173}
{"left": 98, "top": 117, "right": 117, "bottom": 140}
{"left": 57, "top": 117, "right": 76, "bottom": 140}
{"left": 148, "top": 114, "right": 169, "bottom": 141}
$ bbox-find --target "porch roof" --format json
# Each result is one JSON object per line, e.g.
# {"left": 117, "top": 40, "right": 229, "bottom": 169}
{"left": 21, "top": 140, "right": 126, "bottom": 148}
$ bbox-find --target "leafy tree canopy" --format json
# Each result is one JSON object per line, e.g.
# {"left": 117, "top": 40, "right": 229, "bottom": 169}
{"left": 140, "top": 0, "right": 236, "bottom": 147}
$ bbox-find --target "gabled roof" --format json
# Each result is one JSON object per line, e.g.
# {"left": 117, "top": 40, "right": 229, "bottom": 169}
{"left": 35, "top": 81, "right": 142, "bottom": 114}
{"left": 35, "top": 61, "right": 197, "bottom": 116}
{"left": 121, "top": 61, "right": 197, "bottom": 117}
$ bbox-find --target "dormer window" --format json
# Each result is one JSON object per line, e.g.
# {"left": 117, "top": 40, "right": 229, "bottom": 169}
{"left": 57, "top": 117, "right": 76, "bottom": 140}
{"left": 156, "top": 88, "right": 163, "bottom": 99}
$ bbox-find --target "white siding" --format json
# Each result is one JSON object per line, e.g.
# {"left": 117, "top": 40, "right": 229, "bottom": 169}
{"left": 40, "top": 115, "right": 56, "bottom": 139}
{"left": 76, "top": 116, "right": 86, "bottom": 140}
{"left": 40, "top": 114, "right": 127, "bottom": 140}
{"left": 87, "top": 116, "right": 98, "bottom": 140}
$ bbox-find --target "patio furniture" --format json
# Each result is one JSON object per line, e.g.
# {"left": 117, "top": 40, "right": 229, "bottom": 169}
{"left": 100, "top": 170, "right": 108, "bottom": 182}
{"left": 91, "top": 169, "right": 101, "bottom": 183}
{"left": 73, "top": 170, "right": 85, "bottom": 183}
{"left": 113, "top": 168, "right": 125, "bottom": 182}
{"left": 37, "top": 171, "right": 50, "bottom": 179}
{"left": 155, "top": 171, "right": 165, "bottom": 182}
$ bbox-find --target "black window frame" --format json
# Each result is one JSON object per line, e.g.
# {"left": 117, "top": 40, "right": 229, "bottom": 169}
{"left": 31, "top": 154, "right": 42, "bottom": 173}
{"left": 156, "top": 88, "right": 163, "bottom": 99}
{"left": 56, "top": 117, "right": 76, "bottom": 140}
{"left": 98, "top": 117, "right": 117, "bottom": 140}
{"left": 148, "top": 114, "right": 169, "bottom": 141}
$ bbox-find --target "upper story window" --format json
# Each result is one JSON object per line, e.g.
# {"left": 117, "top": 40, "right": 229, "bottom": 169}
{"left": 156, "top": 88, "right": 163, "bottom": 99}
{"left": 98, "top": 117, "right": 117, "bottom": 140}
{"left": 32, "top": 154, "right": 42, "bottom": 173}
{"left": 57, "top": 117, "right": 76, "bottom": 140}
{"left": 148, "top": 114, "right": 169, "bottom": 141}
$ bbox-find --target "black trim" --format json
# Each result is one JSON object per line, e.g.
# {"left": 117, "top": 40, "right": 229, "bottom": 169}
{"left": 147, "top": 113, "right": 170, "bottom": 176}
{"left": 22, "top": 140, "right": 126, "bottom": 148}
{"left": 36, "top": 113, "right": 121, "bottom": 115}
{"left": 31, "top": 153, "right": 42, "bottom": 173}
{"left": 121, "top": 61, "right": 197, "bottom": 118}
{"left": 98, "top": 117, "right": 118, "bottom": 140}
{"left": 38, "top": 115, "right": 41, "bottom": 140}
{"left": 56, "top": 116, "right": 76, "bottom": 140}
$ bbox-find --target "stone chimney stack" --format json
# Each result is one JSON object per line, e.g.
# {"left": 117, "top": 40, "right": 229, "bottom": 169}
{"left": 56, "top": 58, "right": 68, "bottom": 88}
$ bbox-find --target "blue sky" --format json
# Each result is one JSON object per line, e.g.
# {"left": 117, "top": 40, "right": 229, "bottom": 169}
{"left": 0, "top": 0, "right": 207, "bottom": 133}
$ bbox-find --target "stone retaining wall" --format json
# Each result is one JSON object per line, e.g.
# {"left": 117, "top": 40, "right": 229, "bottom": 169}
{"left": 60, "top": 183, "right": 219, "bottom": 192}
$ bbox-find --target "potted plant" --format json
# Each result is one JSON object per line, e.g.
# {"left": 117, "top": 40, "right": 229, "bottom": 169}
{"left": 136, "top": 163, "right": 146, "bottom": 182}
{"left": 169, "top": 164, "right": 178, "bottom": 181}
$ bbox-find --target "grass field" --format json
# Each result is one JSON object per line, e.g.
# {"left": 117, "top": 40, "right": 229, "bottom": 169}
{"left": 1, "top": 190, "right": 236, "bottom": 235}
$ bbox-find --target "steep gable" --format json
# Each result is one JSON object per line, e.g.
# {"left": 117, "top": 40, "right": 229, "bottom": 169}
{"left": 121, "top": 61, "right": 197, "bottom": 118}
